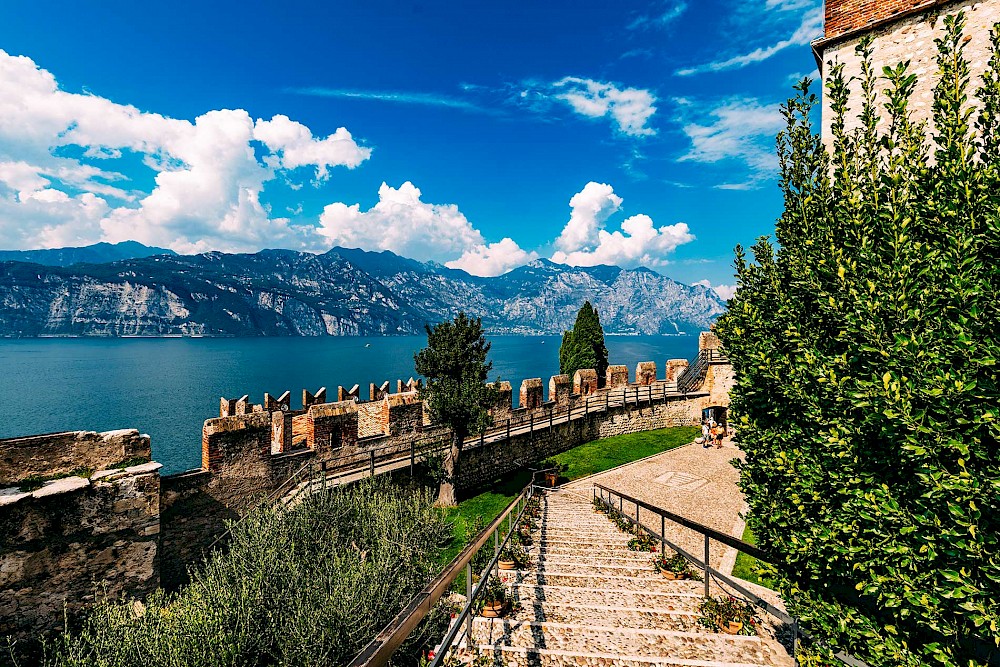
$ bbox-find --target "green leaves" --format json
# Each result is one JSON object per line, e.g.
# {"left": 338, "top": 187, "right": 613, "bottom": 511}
{"left": 558, "top": 300, "right": 610, "bottom": 381}
{"left": 715, "top": 13, "right": 1000, "bottom": 667}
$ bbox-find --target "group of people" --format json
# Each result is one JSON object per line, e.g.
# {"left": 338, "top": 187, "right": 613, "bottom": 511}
{"left": 700, "top": 419, "right": 726, "bottom": 448}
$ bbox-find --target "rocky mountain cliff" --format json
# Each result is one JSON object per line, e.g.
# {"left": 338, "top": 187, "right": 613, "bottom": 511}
{"left": 0, "top": 247, "right": 726, "bottom": 337}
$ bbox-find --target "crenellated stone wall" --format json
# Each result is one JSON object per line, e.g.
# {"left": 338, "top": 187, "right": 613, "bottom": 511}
{"left": 2, "top": 331, "right": 733, "bottom": 634}
{"left": 0, "top": 430, "right": 160, "bottom": 638}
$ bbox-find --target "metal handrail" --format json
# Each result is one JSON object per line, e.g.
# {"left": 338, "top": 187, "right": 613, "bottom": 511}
{"left": 594, "top": 484, "right": 869, "bottom": 667}
{"left": 348, "top": 472, "right": 551, "bottom": 667}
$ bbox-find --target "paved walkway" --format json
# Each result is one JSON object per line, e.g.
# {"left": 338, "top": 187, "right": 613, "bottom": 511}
{"left": 473, "top": 488, "right": 794, "bottom": 666}
{"left": 564, "top": 437, "right": 746, "bottom": 575}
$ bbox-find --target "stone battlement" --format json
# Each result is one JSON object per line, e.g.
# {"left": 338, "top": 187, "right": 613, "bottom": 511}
{"left": 1, "top": 332, "right": 734, "bottom": 640}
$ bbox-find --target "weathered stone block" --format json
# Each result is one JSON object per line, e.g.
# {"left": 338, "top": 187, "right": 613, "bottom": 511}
{"left": 635, "top": 362, "right": 657, "bottom": 386}
{"left": 606, "top": 365, "right": 629, "bottom": 389}
{"left": 519, "top": 378, "right": 543, "bottom": 410}
{"left": 0, "top": 429, "right": 150, "bottom": 485}
{"left": 573, "top": 369, "right": 598, "bottom": 396}
{"left": 549, "top": 375, "right": 572, "bottom": 408}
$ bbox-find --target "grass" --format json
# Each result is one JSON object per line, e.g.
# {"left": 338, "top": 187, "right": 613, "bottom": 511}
{"left": 12, "top": 466, "right": 94, "bottom": 492}
{"left": 731, "top": 525, "right": 777, "bottom": 590}
{"left": 440, "top": 426, "right": 700, "bottom": 567}
{"left": 550, "top": 426, "right": 700, "bottom": 482}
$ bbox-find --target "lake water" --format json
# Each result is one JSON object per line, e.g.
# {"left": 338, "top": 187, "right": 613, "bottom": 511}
{"left": 0, "top": 335, "right": 699, "bottom": 474}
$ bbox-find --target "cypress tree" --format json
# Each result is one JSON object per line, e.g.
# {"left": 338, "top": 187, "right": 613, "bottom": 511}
{"left": 559, "top": 301, "right": 609, "bottom": 382}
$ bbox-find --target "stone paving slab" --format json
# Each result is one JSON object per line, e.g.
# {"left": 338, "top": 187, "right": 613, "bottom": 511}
{"left": 473, "top": 620, "right": 778, "bottom": 665}
{"left": 480, "top": 644, "right": 776, "bottom": 667}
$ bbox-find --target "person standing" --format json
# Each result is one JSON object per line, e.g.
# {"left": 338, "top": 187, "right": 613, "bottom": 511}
{"left": 701, "top": 420, "right": 710, "bottom": 447}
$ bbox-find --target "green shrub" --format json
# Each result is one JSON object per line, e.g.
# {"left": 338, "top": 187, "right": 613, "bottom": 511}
{"left": 44, "top": 478, "right": 450, "bottom": 667}
{"left": 716, "top": 14, "right": 1000, "bottom": 667}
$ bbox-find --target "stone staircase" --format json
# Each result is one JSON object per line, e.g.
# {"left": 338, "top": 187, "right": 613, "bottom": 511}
{"left": 471, "top": 488, "right": 794, "bottom": 667}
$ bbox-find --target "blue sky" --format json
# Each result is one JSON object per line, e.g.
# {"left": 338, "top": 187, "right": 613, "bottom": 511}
{"left": 0, "top": 0, "right": 822, "bottom": 295}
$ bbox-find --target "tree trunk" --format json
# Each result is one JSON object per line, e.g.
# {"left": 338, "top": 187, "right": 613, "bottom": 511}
{"left": 436, "top": 431, "right": 463, "bottom": 507}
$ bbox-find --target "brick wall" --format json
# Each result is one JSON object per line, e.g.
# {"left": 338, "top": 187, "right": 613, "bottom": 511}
{"left": 825, "top": 0, "right": 932, "bottom": 39}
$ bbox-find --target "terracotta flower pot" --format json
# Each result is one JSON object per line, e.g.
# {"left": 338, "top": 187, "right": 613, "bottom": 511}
{"left": 480, "top": 601, "right": 507, "bottom": 618}
{"left": 498, "top": 559, "right": 517, "bottom": 570}
{"left": 660, "top": 570, "right": 687, "bottom": 580}
{"left": 721, "top": 620, "right": 743, "bottom": 635}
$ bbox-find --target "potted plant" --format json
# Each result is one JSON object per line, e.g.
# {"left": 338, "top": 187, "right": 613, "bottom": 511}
{"left": 477, "top": 575, "right": 510, "bottom": 618}
{"left": 698, "top": 595, "right": 759, "bottom": 636}
{"left": 654, "top": 552, "right": 692, "bottom": 580}
{"left": 592, "top": 496, "right": 607, "bottom": 513}
{"left": 524, "top": 497, "right": 541, "bottom": 518}
{"left": 627, "top": 531, "right": 657, "bottom": 553}
{"left": 498, "top": 543, "right": 530, "bottom": 570}
{"left": 510, "top": 528, "right": 531, "bottom": 547}
{"left": 539, "top": 459, "right": 564, "bottom": 486}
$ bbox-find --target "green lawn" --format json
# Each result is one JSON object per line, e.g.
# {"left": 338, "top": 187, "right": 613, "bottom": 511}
{"left": 549, "top": 426, "right": 700, "bottom": 483}
{"left": 440, "top": 425, "right": 700, "bottom": 566}
{"left": 731, "top": 525, "right": 777, "bottom": 590}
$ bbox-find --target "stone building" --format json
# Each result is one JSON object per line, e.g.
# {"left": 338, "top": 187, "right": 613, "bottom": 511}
{"left": 813, "top": 0, "right": 1000, "bottom": 143}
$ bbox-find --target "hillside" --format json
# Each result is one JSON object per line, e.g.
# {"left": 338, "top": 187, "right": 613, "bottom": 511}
{"left": 0, "top": 247, "right": 726, "bottom": 336}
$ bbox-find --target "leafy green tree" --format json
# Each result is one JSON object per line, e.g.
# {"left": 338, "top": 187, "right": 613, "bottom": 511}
{"left": 559, "top": 301, "right": 609, "bottom": 382}
{"left": 415, "top": 312, "right": 495, "bottom": 506}
{"left": 715, "top": 15, "right": 1000, "bottom": 666}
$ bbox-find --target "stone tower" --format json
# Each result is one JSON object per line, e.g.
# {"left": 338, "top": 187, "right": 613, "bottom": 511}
{"left": 812, "top": 0, "right": 1000, "bottom": 143}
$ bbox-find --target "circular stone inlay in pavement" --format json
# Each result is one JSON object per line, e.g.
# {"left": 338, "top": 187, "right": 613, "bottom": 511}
{"left": 652, "top": 471, "right": 708, "bottom": 491}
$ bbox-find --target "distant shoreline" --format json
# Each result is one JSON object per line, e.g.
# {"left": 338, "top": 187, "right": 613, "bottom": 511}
{"left": 2, "top": 332, "right": 693, "bottom": 340}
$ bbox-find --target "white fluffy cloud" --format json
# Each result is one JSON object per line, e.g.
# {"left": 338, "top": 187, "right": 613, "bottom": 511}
{"left": 318, "top": 181, "right": 535, "bottom": 276}
{"left": 0, "top": 49, "right": 371, "bottom": 252}
{"left": 693, "top": 279, "right": 737, "bottom": 300}
{"left": 550, "top": 78, "right": 657, "bottom": 137}
{"left": 551, "top": 182, "right": 694, "bottom": 268}
{"left": 446, "top": 238, "right": 539, "bottom": 277}
{"left": 554, "top": 182, "right": 623, "bottom": 252}
{"left": 676, "top": 97, "right": 784, "bottom": 189}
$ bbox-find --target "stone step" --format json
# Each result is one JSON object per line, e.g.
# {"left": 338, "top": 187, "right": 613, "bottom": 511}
{"left": 510, "top": 601, "right": 700, "bottom": 632}
{"left": 533, "top": 543, "right": 650, "bottom": 558}
{"left": 534, "top": 552, "right": 660, "bottom": 566}
{"left": 511, "top": 582, "right": 702, "bottom": 610}
{"left": 512, "top": 570, "right": 687, "bottom": 591}
{"left": 470, "top": 620, "right": 788, "bottom": 666}
{"left": 529, "top": 560, "right": 658, "bottom": 578}
{"left": 476, "top": 644, "right": 782, "bottom": 667}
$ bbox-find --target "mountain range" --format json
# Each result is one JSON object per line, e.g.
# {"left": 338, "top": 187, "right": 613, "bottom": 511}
{"left": 0, "top": 243, "right": 726, "bottom": 337}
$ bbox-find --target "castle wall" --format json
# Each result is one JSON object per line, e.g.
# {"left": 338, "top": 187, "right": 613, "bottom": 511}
{"left": 817, "top": 0, "right": 1000, "bottom": 147}
{"left": 519, "top": 378, "right": 544, "bottom": 409}
{"left": 0, "top": 430, "right": 159, "bottom": 638}
{"left": 457, "top": 393, "right": 704, "bottom": 490}
{"left": 0, "top": 429, "right": 151, "bottom": 484}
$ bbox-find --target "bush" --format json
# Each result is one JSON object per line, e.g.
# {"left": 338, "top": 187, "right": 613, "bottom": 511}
{"left": 43, "top": 478, "right": 450, "bottom": 667}
{"left": 715, "top": 14, "right": 1000, "bottom": 667}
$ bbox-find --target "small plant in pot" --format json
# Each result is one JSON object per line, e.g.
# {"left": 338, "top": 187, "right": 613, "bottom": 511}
{"left": 654, "top": 552, "right": 693, "bottom": 580}
{"left": 592, "top": 496, "right": 608, "bottom": 513}
{"left": 476, "top": 575, "right": 511, "bottom": 618}
{"left": 539, "top": 459, "right": 565, "bottom": 486}
{"left": 524, "top": 497, "right": 541, "bottom": 518}
{"left": 698, "top": 595, "right": 759, "bottom": 636}
{"left": 627, "top": 531, "right": 658, "bottom": 553}
{"left": 510, "top": 528, "right": 531, "bottom": 547}
{"left": 498, "top": 543, "right": 531, "bottom": 570}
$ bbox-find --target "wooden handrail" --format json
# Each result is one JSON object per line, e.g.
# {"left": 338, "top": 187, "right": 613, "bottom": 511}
{"left": 347, "top": 483, "right": 534, "bottom": 667}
